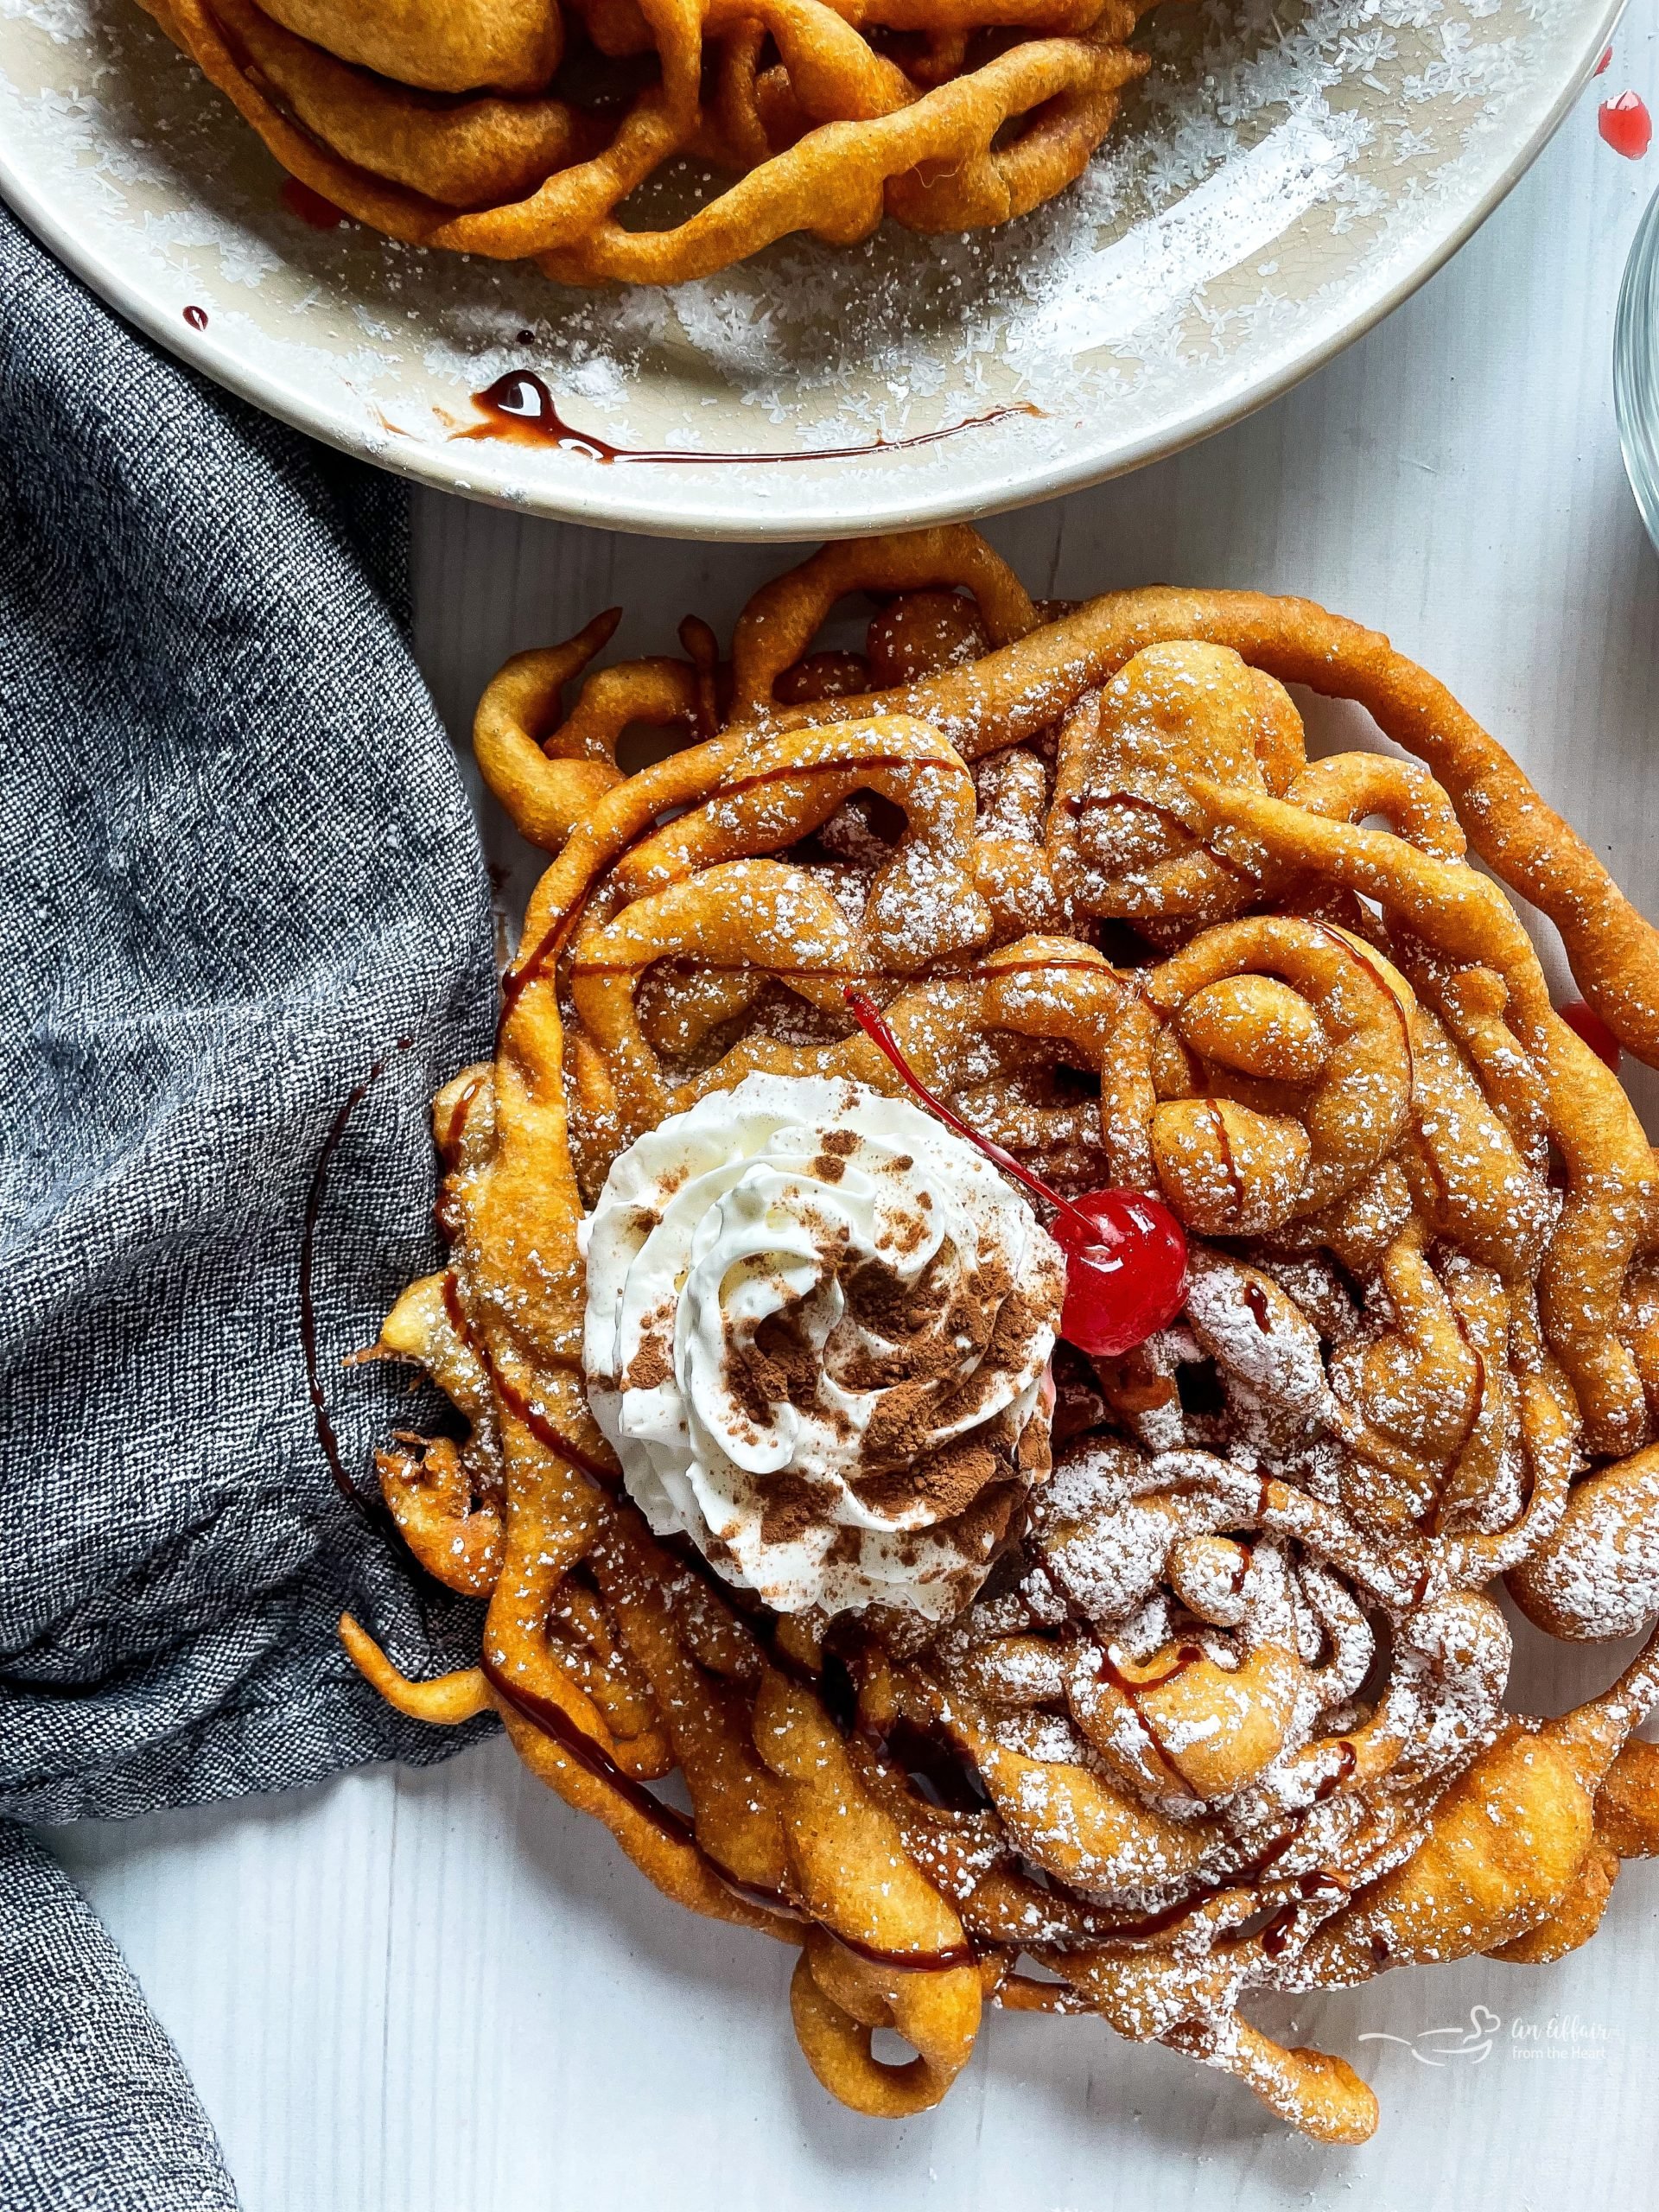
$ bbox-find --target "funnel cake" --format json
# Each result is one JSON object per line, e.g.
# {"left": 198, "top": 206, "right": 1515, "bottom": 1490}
{"left": 134, "top": 0, "right": 1159, "bottom": 284}
{"left": 342, "top": 526, "right": 1659, "bottom": 2144}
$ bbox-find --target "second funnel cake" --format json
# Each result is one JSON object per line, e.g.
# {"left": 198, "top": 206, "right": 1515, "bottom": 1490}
{"left": 135, "top": 0, "right": 1161, "bottom": 284}
{"left": 342, "top": 525, "right": 1659, "bottom": 2145}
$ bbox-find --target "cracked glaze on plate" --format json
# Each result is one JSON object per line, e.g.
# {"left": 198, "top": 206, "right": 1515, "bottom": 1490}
{"left": 0, "top": 0, "right": 1622, "bottom": 537}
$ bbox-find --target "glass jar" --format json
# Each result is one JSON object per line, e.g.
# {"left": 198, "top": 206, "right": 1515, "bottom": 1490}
{"left": 1616, "top": 184, "right": 1659, "bottom": 549}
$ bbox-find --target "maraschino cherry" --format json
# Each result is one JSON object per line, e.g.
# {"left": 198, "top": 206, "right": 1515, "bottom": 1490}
{"left": 844, "top": 991, "right": 1188, "bottom": 1357}
{"left": 1558, "top": 997, "right": 1623, "bottom": 1072}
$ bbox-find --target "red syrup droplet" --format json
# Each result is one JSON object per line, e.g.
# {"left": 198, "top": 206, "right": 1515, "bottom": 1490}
{"left": 1558, "top": 997, "right": 1623, "bottom": 1071}
{"left": 182, "top": 303, "right": 208, "bottom": 330}
{"left": 1599, "top": 90, "right": 1652, "bottom": 160}
{"left": 842, "top": 990, "right": 1188, "bottom": 1358}
{"left": 281, "top": 175, "right": 346, "bottom": 228}
{"left": 1596, "top": 44, "right": 1612, "bottom": 74}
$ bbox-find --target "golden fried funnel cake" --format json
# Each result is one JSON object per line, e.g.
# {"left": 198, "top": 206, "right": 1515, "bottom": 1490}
{"left": 133, "top": 0, "right": 1158, "bottom": 280}
{"left": 340, "top": 527, "right": 1659, "bottom": 2144}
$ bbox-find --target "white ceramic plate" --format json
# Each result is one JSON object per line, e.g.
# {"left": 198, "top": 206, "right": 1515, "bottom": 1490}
{"left": 0, "top": 0, "right": 1624, "bottom": 537}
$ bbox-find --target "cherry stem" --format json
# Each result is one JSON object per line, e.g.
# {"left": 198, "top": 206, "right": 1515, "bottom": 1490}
{"left": 844, "top": 990, "right": 1098, "bottom": 1242}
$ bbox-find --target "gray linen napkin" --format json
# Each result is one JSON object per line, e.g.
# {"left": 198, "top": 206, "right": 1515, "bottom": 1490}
{"left": 0, "top": 200, "right": 498, "bottom": 2206}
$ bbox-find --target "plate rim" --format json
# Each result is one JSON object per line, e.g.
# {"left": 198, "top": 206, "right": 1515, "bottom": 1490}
{"left": 0, "top": 0, "right": 1628, "bottom": 542}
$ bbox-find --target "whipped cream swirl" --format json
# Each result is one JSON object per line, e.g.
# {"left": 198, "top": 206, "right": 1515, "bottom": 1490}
{"left": 581, "top": 1073, "right": 1065, "bottom": 1618}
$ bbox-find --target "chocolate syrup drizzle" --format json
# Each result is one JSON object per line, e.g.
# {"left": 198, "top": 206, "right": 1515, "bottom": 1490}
{"left": 439, "top": 1268, "right": 612, "bottom": 1483}
{"left": 1260, "top": 1868, "right": 1351, "bottom": 1956}
{"left": 1090, "top": 1738, "right": 1358, "bottom": 1950}
{"left": 299, "top": 1039, "right": 411, "bottom": 1504}
{"left": 1299, "top": 918, "right": 1415, "bottom": 1092}
{"left": 1091, "top": 1639, "right": 1203, "bottom": 1779}
{"left": 459, "top": 370, "right": 1039, "bottom": 467}
{"left": 1206, "top": 1098, "right": 1245, "bottom": 1219}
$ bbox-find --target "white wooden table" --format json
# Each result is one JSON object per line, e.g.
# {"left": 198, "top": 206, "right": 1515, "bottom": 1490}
{"left": 51, "top": 14, "right": 1659, "bottom": 2206}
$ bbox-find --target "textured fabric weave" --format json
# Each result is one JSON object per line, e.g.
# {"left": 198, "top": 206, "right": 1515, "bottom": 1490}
{"left": 0, "top": 200, "right": 497, "bottom": 2205}
{"left": 0, "top": 1828, "right": 238, "bottom": 2212}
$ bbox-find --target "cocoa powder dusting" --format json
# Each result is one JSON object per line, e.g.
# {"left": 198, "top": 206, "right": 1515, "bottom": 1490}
{"left": 856, "top": 1433, "right": 1006, "bottom": 1519}
{"left": 624, "top": 1338, "right": 672, "bottom": 1390}
{"left": 728, "top": 1312, "right": 823, "bottom": 1424}
{"left": 760, "top": 1471, "right": 840, "bottom": 1546}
